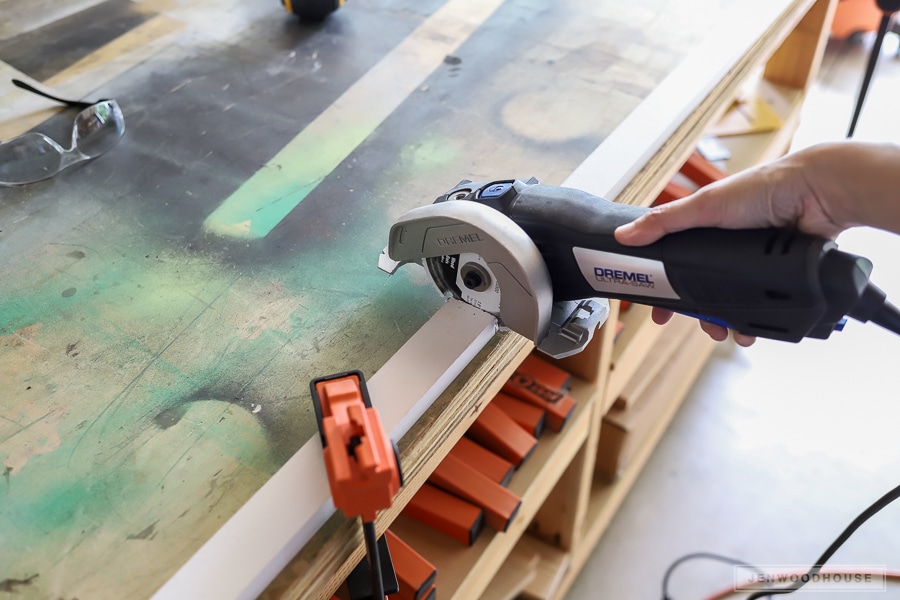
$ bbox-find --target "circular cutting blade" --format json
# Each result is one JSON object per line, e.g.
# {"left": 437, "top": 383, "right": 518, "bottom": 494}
{"left": 426, "top": 253, "right": 501, "bottom": 316}
{"left": 426, "top": 254, "right": 462, "bottom": 299}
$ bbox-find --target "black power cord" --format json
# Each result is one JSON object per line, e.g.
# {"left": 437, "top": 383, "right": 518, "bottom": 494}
{"left": 661, "top": 480, "right": 900, "bottom": 599}
{"left": 745, "top": 481, "right": 900, "bottom": 599}
{"left": 871, "top": 301, "right": 900, "bottom": 337}
{"left": 848, "top": 283, "right": 900, "bottom": 337}
{"left": 661, "top": 552, "right": 771, "bottom": 600}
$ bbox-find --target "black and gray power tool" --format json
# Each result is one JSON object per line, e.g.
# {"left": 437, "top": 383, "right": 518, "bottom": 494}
{"left": 378, "top": 178, "right": 900, "bottom": 358}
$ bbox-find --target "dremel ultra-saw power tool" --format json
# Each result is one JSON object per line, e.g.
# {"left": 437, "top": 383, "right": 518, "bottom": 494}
{"left": 378, "top": 178, "right": 900, "bottom": 358}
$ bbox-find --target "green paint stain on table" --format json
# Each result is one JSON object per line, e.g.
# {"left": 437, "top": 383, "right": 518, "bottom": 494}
{"left": 203, "top": 117, "right": 377, "bottom": 238}
{"left": 0, "top": 206, "right": 441, "bottom": 595}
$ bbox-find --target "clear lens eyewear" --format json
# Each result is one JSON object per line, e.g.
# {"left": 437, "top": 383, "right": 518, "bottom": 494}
{"left": 0, "top": 80, "right": 125, "bottom": 186}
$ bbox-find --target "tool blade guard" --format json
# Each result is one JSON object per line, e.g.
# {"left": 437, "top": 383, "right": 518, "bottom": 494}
{"left": 380, "top": 178, "right": 900, "bottom": 347}
{"left": 379, "top": 179, "right": 610, "bottom": 358}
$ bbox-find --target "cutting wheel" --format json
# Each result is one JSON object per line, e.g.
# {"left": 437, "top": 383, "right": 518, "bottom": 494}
{"left": 426, "top": 253, "right": 502, "bottom": 316}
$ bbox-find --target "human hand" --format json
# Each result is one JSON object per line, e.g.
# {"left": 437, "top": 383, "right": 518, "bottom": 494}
{"left": 615, "top": 148, "right": 849, "bottom": 246}
{"left": 613, "top": 145, "right": 852, "bottom": 347}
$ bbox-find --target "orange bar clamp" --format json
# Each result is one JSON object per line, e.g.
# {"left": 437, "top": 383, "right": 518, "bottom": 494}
{"left": 311, "top": 370, "right": 403, "bottom": 599}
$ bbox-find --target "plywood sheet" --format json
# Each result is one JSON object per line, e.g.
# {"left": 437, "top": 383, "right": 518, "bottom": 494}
{"left": 0, "top": 0, "right": 753, "bottom": 597}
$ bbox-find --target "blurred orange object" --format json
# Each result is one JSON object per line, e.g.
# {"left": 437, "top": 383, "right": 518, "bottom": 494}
{"left": 654, "top": 180, "right": 693, "bottom": 206}
{"left": 831, "top": 0, "right": 883, "bottom": 40}
{"left": 679, "top": 150, "right": 728, "bottom": 187}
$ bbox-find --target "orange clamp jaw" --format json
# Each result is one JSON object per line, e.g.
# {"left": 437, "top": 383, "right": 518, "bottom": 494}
{"left": 312, "top": 371, "right": 401, "bottom": 523}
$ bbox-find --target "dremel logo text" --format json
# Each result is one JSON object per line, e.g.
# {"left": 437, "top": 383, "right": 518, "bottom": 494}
{"left": 593, "top": 267, "right": 655, "bottom": 289}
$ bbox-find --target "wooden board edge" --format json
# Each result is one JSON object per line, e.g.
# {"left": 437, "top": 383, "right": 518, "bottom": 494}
{"left": 563, "top": 0, "right": 814, "bottom": 204}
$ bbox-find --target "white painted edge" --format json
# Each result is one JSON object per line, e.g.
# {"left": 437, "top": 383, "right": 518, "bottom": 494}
{"left": 152, "top": 299, "right": 497, "bottom": 600}
{"left": 565, "top": 0, "right": 794, "bottom": 202}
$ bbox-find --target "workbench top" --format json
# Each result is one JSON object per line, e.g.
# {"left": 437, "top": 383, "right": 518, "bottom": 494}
{"left": 0, "top": 0, "right": 797, "bottom": 597}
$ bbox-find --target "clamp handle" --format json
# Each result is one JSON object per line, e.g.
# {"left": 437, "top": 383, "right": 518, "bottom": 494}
{"left": 311, "top": 370, "right": 402, "bottom": 523}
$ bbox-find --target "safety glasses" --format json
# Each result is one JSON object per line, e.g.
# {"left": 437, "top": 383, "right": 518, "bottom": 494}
{"left": 0, "top": 79, "right": 125, "bottom": 186}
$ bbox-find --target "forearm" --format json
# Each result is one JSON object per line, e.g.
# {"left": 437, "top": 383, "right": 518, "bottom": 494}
{"left": 616, "top": 140, "right": 900, "bottom": 246}
{"left": 799, "top": 141, "right": 900, "bottom": 234}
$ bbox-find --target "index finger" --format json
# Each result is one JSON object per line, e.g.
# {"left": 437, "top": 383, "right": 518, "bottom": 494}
{"left": 613, "top": 194, "right": 726, "bottom": 246}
